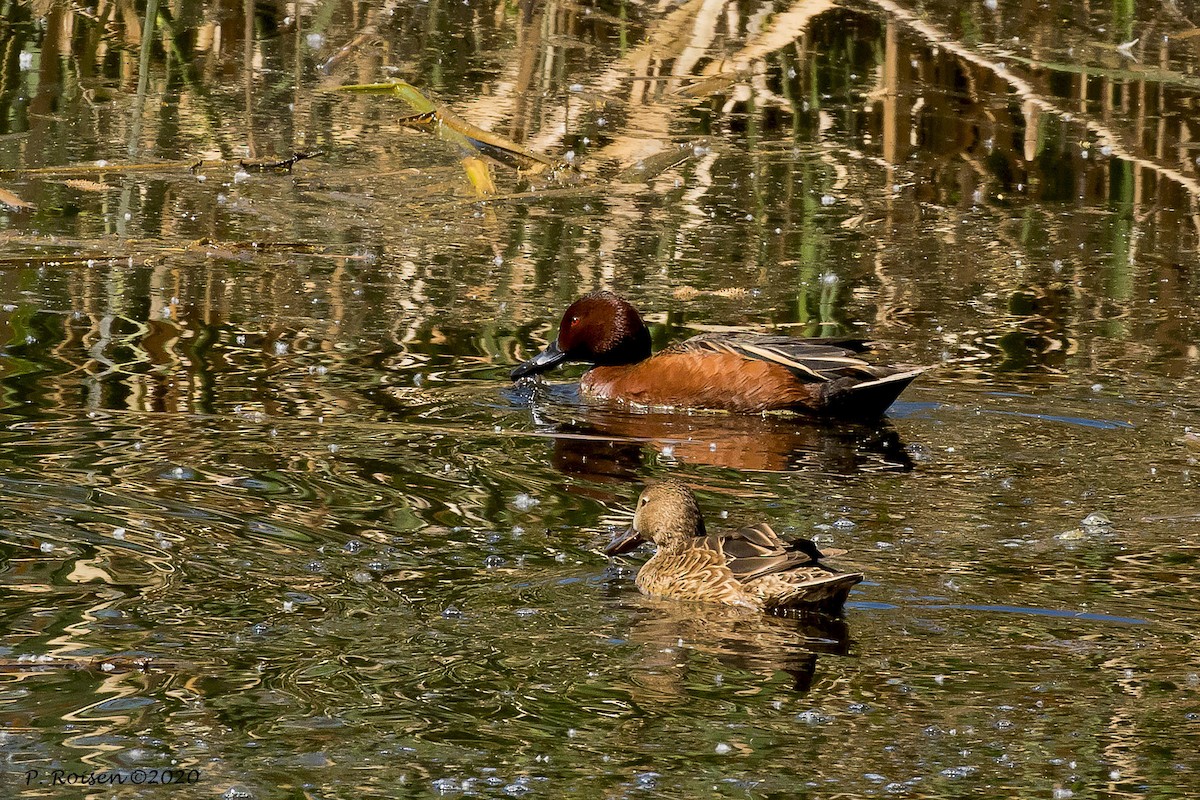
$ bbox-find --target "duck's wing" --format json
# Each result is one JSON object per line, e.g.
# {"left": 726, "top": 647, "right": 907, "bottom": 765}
{"left": 668, "top": 333, "right": 890, "bottom": 383}
{"left": 705, "top": 523, "right": 847, "bottom": 582}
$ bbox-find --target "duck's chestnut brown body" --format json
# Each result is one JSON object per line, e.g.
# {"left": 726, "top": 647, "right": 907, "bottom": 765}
{"left": 512, "top": 291, "right": 924, "bottom": 417}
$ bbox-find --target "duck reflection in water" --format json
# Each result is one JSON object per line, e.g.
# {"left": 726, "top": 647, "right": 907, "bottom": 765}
{"left": 602, "top": 590, "right": 852, "bottom": 695}
{"left": 524, "top": 398, "right": 913, "bottom": 486}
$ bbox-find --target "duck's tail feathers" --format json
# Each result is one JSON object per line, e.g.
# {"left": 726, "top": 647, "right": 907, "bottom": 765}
{"left": 765, "top": 571, "right": 864, "bottom": 614}
{"left": 823, "top": 366, "right": 926, "bottom": 418}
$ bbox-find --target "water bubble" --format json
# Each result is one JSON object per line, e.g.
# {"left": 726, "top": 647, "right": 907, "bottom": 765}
{"left": 715, "top": 743, "right": 732, "bottom": 755}
{"left": 1053, "top": 790, "right": 1074, "bottom": 799}
{"left": 112, "top": 527, "right": 126, "bottom": 540}
{"left": 796, "top": 710, "right": 831, "bottom": 725}
{"left": 820, "top": 194, "right": 836, "bottom": 206}
{"left": 39, "top": 542, "right": 54, "bottom": 553}
{"left": 442, "top": 606, "right": 464, "bottom": 619}
{"left": 512, "top": 493, "right": 540, "bottom": 511}
{"left": 940, "top": 766, "right": 977, "bottom": 779}
{"left": 865, "top": 773, "right": 887, "bottom": 783}
{"left": 483, "top": 555, "right": 506, "bottom": 568}
{"left": 431, "top": 777, "right": 460, "bottom": 795}
{"left": 1081, "top": 512, "right": 1111, "bottom": 528}
{"left": 306, "top": 33, "right": 325, "bottom": 49}
{"left": 634, "top": 772, "right": 659, "bottom": 789}
{"left": 832, "top": 517, "right": 856, "bottom": 529}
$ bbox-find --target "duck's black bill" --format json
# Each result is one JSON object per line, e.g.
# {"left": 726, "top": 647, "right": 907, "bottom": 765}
{"left": 511, "top": 341, "right": 567, "bottom": 380}
{"left": 604, "top": 525, "right": 643, "bottom": 556}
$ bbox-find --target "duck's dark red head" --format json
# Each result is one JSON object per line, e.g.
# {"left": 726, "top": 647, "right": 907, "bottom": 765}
{"left": 511, "top": 291, "right": 652, "bottom": 380}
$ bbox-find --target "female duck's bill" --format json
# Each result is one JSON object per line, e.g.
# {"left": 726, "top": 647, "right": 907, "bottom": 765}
{"left": 511, "top": 290, "right": 925, "bottom": 417}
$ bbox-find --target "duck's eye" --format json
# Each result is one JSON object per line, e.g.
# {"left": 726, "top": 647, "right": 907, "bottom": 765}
{"left": 638, "top": 496, "right": 648, "bottom": 507}
{"left": 568, "top": 315, "right": 579, "bottom": 326}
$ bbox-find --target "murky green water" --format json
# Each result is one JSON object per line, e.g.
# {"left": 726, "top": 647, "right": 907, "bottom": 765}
{"left": 1, "top": 0, "right": 1199, "bottom": 797}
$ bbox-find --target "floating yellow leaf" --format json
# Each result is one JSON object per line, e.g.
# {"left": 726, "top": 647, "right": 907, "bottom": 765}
{"left": 461, "top": 157, "right": 497, "bottom": 197}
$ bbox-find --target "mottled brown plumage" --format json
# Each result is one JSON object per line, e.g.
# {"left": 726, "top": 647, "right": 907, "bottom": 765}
{"left": 511, "top": 291, "right": 924, "bottom": 416}
{"left": 605, "top": 480, "right": 862, "bottom": 614}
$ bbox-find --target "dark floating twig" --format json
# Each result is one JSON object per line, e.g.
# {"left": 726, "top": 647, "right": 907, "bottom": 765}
{"left": 238, "top": 151, "right": 326, "bottom": 173}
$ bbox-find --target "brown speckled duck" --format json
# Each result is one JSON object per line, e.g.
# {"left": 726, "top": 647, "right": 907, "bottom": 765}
{"left": 605, "top": 480, "right": 862, "bottom": 614}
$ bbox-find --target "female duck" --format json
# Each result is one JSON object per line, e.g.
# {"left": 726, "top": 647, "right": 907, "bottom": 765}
{"left": 605, "top": 480, "right": 862, "bottom": 614}
{"left": 511, "top": 290, "right": 923, "bottom": 416}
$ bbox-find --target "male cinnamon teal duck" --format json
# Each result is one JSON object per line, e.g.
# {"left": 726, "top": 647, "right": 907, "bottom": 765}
{"left": 605, "top": 480, "right": 863, "bottom": 614}
{"left": 511, "top": 291, "right": 924, "bottom": 417}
